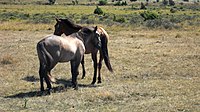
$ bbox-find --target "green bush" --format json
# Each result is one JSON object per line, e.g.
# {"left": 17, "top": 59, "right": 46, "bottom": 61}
{"left": 162, "top": 0, "right": 168, "bottom": 5}
{"left": 113, "top": 15, "right": 126, "bottom": 23}
{"left": 170, "top": 8, "right": 177, "bottom": 13}
{"left": 140, "top": 11, "right": 159, "bottom": 21}
{"left": 94, "top": 6, "right": 104, "bottom": 15}
{"left": 48, "top": 0, "right": 56, "bottom": 4}
{"left": 145, "top": 19, "right": 178, "bottom": 29}
{"left": 98, "top": 0, "right": 107, "bottom": 5}
{"left": 114, "top": 1, "right": 127, "bottom": 6}
{"left": 0, "top": 12, "right": 30, "bottom": 21}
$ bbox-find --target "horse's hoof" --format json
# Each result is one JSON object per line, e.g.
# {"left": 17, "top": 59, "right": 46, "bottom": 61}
{"left": 74, "top": 87, "right": 78, "bottom": 90}
{"left": 40, "top": 88, "right": 45, "bottom": 91}
{"left": 73, "top": 86, "right": 78, "bottom": 90}
{"left": 81, "top": 76, "right": 85, "bottom": 79}
{"left": 91, "top": 81, "right": 96, "bottom": 85}
{"left": 47, "top": 88, "right": 53, "bottom": 95}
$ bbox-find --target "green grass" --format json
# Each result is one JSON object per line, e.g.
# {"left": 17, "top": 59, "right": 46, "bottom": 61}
{"left": 0, "top": 3, "right": 199, "bottom": 31}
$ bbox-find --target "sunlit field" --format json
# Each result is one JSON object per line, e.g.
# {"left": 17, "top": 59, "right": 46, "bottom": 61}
{"left": 0, "top": 1, "right": 200, "bottom": 111}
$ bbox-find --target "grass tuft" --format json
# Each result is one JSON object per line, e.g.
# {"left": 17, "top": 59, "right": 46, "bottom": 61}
{"left": 1, "top": 54, "right": 15, "bottom": 65}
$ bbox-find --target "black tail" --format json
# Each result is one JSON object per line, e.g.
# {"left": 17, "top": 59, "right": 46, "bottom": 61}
{"left": 37, "top": 41, "right": 56, "bottom": 83}
{"left": 101, "top": 36, "right": 113, "bottom": 73}
{"left": 37, "top": 42, "right": 47, "bottom": 66}
{"left": 37, "top": 41, "right": 52, "bottom": 69}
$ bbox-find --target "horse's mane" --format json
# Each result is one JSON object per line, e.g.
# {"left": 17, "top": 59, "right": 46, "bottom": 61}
{"left": 61, "top": 18, "right": 82, "bottom": 29}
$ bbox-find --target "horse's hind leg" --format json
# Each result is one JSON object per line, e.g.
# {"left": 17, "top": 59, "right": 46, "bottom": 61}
{"left": 39, "top": 63, "right": 52, "bottom": 93}
{"left": 39, "top": 63, "right": 45, "bottom": 91}
{"left": 70, "top": 60, "right": 80, "bottom": 90}
{"left": 45, "top": 62, "right": 57, "bottom": 94}
{"left": 81, "top": 55, "right": 86, "bottom": 79}
{"left": 44, "top": 74, "right": 52, "bottom": 94}
{"left": 97, "top": 51, "right": 103, "bottom": 83}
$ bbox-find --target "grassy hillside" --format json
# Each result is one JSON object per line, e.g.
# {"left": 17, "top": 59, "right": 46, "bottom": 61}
{"left": 0, "top": 2, "right": 200, "bottom": 112}
{"left": 0, "top": 3, "right": 199, "bottom": 31}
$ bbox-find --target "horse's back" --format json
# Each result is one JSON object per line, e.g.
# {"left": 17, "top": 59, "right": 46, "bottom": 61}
{"left": 60, "top": 36, "right": 85, "bottom": 62}
{"left": 38, "top": 35, "right": 82, "bottom": 62}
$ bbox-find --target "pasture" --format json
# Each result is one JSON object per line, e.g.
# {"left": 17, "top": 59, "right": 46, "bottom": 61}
{"left": 0, "top": 1, "right": 200, "bottom": 112}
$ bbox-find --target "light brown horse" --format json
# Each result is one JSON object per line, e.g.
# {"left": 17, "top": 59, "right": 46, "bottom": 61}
{"left": 54, "top": 18, "right": 113, "bottom": 84}
{"left": 37, "top": 26, "right": 101, "bottom": 93}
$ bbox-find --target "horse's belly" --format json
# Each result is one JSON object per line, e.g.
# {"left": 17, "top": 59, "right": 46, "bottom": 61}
{"left": 59, "top": 51, "right": 75, "bottom": 62}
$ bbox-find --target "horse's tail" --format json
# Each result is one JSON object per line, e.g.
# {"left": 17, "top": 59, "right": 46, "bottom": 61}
{"left": 99, "top": 27, "right": 113, "bottom": 73}
{"left": 37, "top": 41, "right": 50, "bottom": 66}
{"left": 37, "top": 40, "right": 55, "bottom": 82}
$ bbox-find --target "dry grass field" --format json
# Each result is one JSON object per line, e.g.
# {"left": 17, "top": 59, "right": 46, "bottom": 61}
{"left": 0, "top": 1, "right": 200, "bottom": 112}
{"left": 0, "top": 27, "right": 200, "bottom": 111}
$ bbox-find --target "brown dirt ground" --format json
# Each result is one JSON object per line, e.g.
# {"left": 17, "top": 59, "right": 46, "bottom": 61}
{"left": 0, "top": 29, "right": 199, "bottom": 111}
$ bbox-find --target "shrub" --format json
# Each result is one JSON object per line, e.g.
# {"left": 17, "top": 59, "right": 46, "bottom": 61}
{"left": 162, "top": 0, "right": 168, "bottom": 5}
{"left": 140, "top": 2, "right": 146, "bottom": 9}
{"left": 169, "top": 0, "right": 175, "bottom": 6}
{"left": 114, "top": 1, "right": 127, "bottom": 6}
{"left": 140, "top": 11, "right": 159, "bottom": 21}
{"left": 113, "top": 15, "right": 126, "bottom": 23}
{"left": 99, "top": 0, "right": 107, "bottom": 5}
{"left": 72, "top": 0, "right": 78, "bottom": 5}
{"left": 94, "top": 6, "right": 104, "bottom": 15}
{"left": 47, "top": 0, "right": 56, "bottom": 4}
{"left": 129, "top": 15, "right": 143, "bottom": 26}
{"left": 122, "top": 1, "right": 128, "bottom": 6}
{"left": 1, "top": 54, "right": 14, "bottom": 65}
{"left": 114, "top": 1, "right": 121, "bottom": 6}
{"left": 170, "top": 8, "right": 177, "bottom": 13}
{"left": 0, "top": 12, "right": 30, "bottom": 21}
{"left": 145, "top": 19, "right": 177, "bottom": 29}
{"left": 29, "top": 13, "right": 57, "bottom": 24}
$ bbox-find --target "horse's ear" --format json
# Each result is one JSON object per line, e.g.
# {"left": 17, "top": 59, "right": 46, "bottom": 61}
{"left": 94, "top": 26, "right": 98, "bottom": 32}
{"left": 56, "top": 18, "right": 61, "bottom": 22}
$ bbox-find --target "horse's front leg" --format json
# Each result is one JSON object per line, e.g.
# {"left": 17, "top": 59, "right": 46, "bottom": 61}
{"left": 97, "top": 51, "right": 103, "bottom": 83}
{"left": 81, "top": 55, "right": 86, "bottom": 79}
{"left": 91, "top": 53, "right": 98, "bottom": 85}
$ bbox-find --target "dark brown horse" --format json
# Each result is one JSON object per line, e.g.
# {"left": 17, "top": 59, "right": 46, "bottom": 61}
{"left": 37, "top": 26, "right": 101, "bottom": 93}
{"left": 54, "top": 18, "right": 113, "bottom": 84}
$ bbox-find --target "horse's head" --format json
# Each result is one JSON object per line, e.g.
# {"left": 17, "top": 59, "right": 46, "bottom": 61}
{"left": 54, "top": 18, "right": 64, "bottom": 36}
{"left": 80, "top": 26, "right": 101, "bottom": 50}
{"left": 54, "top": 18, "right": 82, "bottom": 36}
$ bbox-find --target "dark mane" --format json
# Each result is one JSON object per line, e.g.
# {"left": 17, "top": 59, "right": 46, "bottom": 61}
{"left": 61, "top": 18, "right": 82, "bottom": 29}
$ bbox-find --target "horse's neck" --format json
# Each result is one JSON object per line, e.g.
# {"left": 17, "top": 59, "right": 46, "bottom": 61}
{"left": 76, "top": 32, "right": 91, "bottom": 45}
{"left": 64, "top": 26, "right": 82, "bottom": 36}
